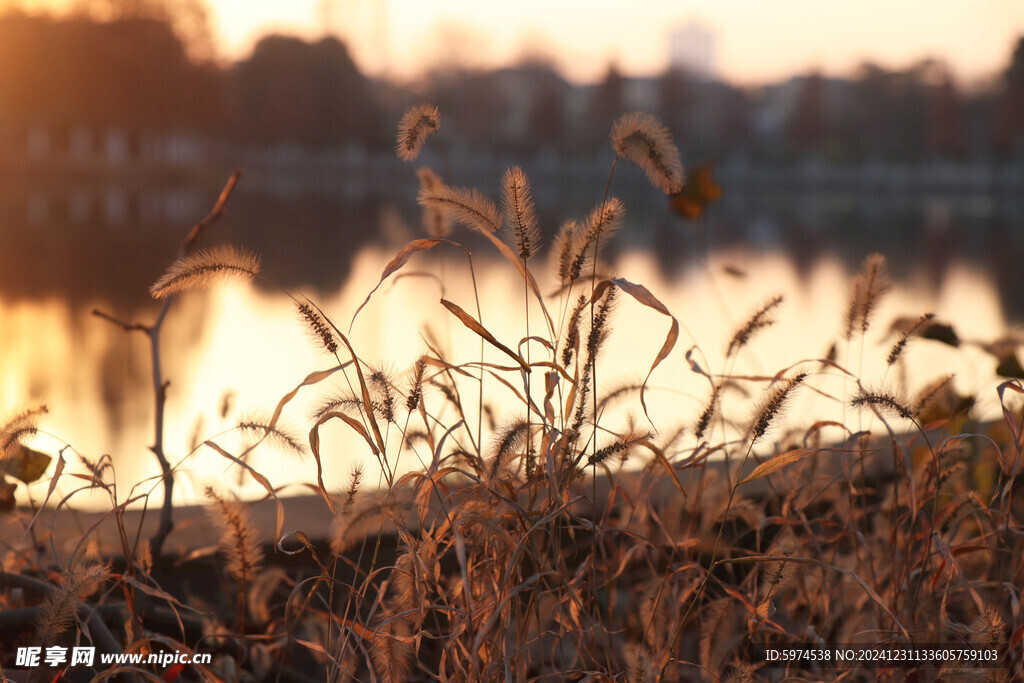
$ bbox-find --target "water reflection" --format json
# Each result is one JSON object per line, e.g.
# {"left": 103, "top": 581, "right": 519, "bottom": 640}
{"left": 2, "top": 238, "right": 1013, "bottom": 510}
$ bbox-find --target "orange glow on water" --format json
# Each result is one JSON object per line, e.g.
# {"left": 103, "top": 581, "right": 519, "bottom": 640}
{"left": 1, "top": 245, "right": 1011, "bottom": 510}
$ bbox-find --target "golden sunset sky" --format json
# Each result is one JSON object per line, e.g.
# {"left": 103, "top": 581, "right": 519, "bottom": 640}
{"left": 8, "top": 0, "right": 1024, "bottom": 84}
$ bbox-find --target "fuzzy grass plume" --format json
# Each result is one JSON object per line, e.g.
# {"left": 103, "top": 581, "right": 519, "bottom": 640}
{"left": 843, "top": 253, "right": 890, "bottom": 338}
{"left": 553, "top": 219, "right": 580, "bottom": 285}
{"left": 851, "top": 387, "right": 914, "bottom": 420}
{"left": 727, "top": 294, "right": 784, "bottom": 358}
{"left": 237, "top": 414, "right": 306, "bottom": 458}
{"left": 150, "top": 244, "right": 260, "bottom": 299}
{"left": 887, "top": 312, "right": 935, "bottom": 365}
{"left": 567, "top": 198, "right": 625, "bottom": 283}
{"left": 501, "top": 166, "right": 541, "bottom": 260}
{"left": 418, "top": 184, "right": 502, "bottom": 235}
{"left": 561, "top": 294, "right": 587, "bottom": 367}
{"left": 205, "top": 487, "right": 264, "bottom": 584}
{"left": 416, "top": 167, "right": 453, "bottom": 237}
{"left": 1, "top": 405, "right": 45, "bottom": 456}
{"left": 611, "top": 112, "right": 684, "bottom": 194}
{"left": 751, "top": 372, "right": 807, "bottom": 443}
{"left": 490, "top": 417, "right": 531, "bottom": 479}
{"left": 694, "top": 386, "right": 720, "bottom": 441}
{"left": 396, "top": 103, "right": 440, "bottom": 162}
{"left": 35, "top": 558, "right": 110, "bottom": 643}
{"left": 297, "top": 299, "right": 338, "bottom": 355}
{"left": 405, "top": 356, "right": 428, "bottom": 411}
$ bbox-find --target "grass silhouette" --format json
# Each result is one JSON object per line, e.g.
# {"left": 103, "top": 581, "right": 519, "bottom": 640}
{"left": 0, "top": 108, "right": 1020, "bottom": 682}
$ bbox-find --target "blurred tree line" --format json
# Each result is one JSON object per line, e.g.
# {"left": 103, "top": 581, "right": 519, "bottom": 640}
{"left": 3, "top": 3, "right": 1024, "bottom": 163}
{"left": 0, "top": 5, "right": 383, "bottom": 149}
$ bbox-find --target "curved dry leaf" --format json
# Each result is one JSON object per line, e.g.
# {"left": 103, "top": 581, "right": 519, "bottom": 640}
{"left": 350, "top": 239, "right": 457, "bottom": 332}
{"left": 203, "top": 440, "right": 287, "bottom": 538}
{"left": 469, "top": 225, "right": 554, "bottom": 335}
{"left": 268, "top": 365, "right": 345, "bottom": 428}
{"left": 592, "top": 278, "right": 679, "bottom": 425}
{"left": 741, "top": 449, "right": 822, "bottom": 484}
{"left": 440, "top": 298, "right": 529, "bottom": 371}
{"left": 635, "top": 439, "right": 686, "bottom": 498}
{"left": 310, "top": 411, "right": 379, "bottom": 458}
{"left": 22, "top": 451, "right": 65, "bottom": 538}
{"left": 1, "top": 444, "right": 51, "bottom": 483}
{"left": 308, "top": 411, "right": 378, "bottom": 508}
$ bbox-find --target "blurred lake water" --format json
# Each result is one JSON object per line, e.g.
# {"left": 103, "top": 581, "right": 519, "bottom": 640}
{"left": 2, "top": 160, "right": 1021, "bottom": 508}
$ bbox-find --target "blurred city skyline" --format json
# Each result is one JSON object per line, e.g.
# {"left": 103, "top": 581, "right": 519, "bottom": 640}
{"left": 5, "top": 0, "right": 1024, "bottom": 85}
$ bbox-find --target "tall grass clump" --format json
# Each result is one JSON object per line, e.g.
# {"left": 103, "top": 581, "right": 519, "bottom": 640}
{"left": 1, "top": 106, "right": 1021, "bottom": 682}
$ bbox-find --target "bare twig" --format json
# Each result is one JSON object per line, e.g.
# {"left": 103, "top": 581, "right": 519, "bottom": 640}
{"left": 93, "top": 170, "right": 242, "bottom": 561}
{"left": 90, "top": 309, "right": 148, "bottom": 333}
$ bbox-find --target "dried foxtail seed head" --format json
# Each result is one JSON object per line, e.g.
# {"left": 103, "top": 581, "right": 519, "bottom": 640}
{"left": 150, "top": 245, "right": 260, "bottom": 299}
{"left": 396, "top": 103, "right": 440, "bottom": 161}
{"left": 418, "top": 184, "right": 502, "bottom": 235}
{"left": 416, "top": 167, "right": 453, "bottom": 237}
{"left": 501, "top": 166, "right": 541, "bottom": 260}
{"left": 611, "top": 112, "right": 684, "bottom": 194}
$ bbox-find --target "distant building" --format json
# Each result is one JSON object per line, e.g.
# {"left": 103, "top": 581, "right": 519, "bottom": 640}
{"left": 669, "top": 21, "right": 716, "bottom": 80}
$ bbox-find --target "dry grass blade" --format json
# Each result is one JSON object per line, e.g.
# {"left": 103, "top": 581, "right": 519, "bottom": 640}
{"left": 592, "top": 278, "right": 679, "bottom": 425}
{"left": 740, "top": 448, "right": 823, "bottom": 484}
{"left": 150, "top": 244, "right": 260, "bottom": 299}
{"left": 20, "top": 450, "right": 66, "bottom": 539}
{"left": 441, "top": 298, "right": 529, "bottom": 371}
{"left": 267, "top": 364, "right": 345, "bottom": 431}
{"left": 611, "top": 112, "right": 684, "bottom": 193}
{"left": 350, "top": 238, "right": 459, "bottom": 331}
{"left": 717, "top": 555, "right": 910, "bottom": 640}
{"left": 464, "top": 211, "right": 556, "bottom": 335}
